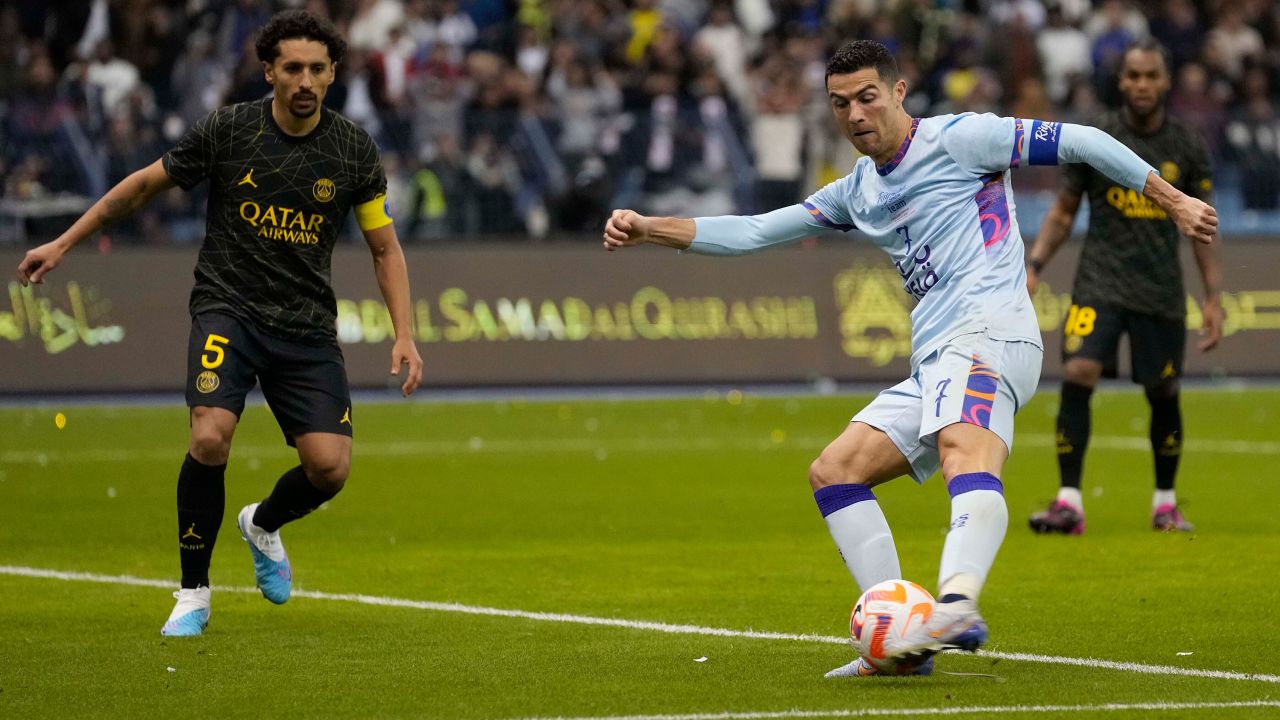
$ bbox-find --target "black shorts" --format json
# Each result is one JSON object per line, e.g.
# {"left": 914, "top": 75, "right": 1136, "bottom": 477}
{"left": 1060, "top": 301, "right": 1185, "bottom": 385}
{"left": 186, "top": 312, "right": 352, "bottom": 445}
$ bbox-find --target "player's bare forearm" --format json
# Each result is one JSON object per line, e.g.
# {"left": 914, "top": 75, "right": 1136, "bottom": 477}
{"left": 364, "top": 224, "right": 423, "bottom": 395}
{"left": 1192, "top": 236, "right": 1224, "bottom": 352}
{"left": 1142, "top": 172, "right": 1217, "bottom": 244}
{"left": 366, "top": 229, "right": 415, "bottom": 341}
{"left": 1028, "top": 192, "right": 1081, "bottom": 267}
{"left": 1025, "top": 191, "right": 1080, "bottom": 294}
{"left": 603, "top": 210, "right": 694, "bottom": 250}
{"left": 17, "top": 160, "right": 174, "bottom": 285}
{"left": 647, "top": 216, "right": 696, "bottom": 249}
{"left": 67, "top": 160, "right": 173, "bottom": 249}
{"left": 1191, "top": 235, "right": 1222, "bottom": 300}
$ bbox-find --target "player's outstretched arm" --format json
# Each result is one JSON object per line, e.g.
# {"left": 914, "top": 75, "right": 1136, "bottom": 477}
{"left": 16, "top": 159, "right": 175, "bottom": 285}
{"left": 1025, "top": 189, "right": 1083, "bottom": 294}
{"left": 363, "top": 223, "right": 423, "bottom": 397}
{"left": 1043, "top": 122, "right": 1217, "bottom": 244}
{"left": 603, "top": 205, "right": 824, "bottom": 255}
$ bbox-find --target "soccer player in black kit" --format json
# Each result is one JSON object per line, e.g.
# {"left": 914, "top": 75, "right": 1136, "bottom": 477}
{"left": 16, "top": 11, "right": 424, "bottom": 636}
{"left": 1025, "top": 39, "right": 1223, "bottom": 535}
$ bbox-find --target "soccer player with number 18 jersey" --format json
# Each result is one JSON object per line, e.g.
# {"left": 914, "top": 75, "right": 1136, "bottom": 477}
{"left": 602, "top": 40, "right": 1217, "bottom": 676}
{"left": 1026, "top": 40, "right": 1224, "bottom": 535}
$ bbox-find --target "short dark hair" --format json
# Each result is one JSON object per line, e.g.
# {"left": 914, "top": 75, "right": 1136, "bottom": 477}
{"left": 826, "top": 40, "right": 899, "bottom": 84}
{"left": 1121, "top": 38, "right": 1170, "bottom": 74}
{"left": 255, "top": 10, "right": 347, "bottom": 65}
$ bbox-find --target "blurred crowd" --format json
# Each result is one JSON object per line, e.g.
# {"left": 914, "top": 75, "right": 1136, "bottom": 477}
{"left": 3, "top": 0, "right": 1280, "bottom": 244}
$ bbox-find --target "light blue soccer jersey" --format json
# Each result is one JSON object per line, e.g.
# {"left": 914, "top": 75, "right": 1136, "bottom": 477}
{"left": 806, "top": 113, "right": 1043, "bottom": 367}
{"left": 690, "top": 112, "right": 1155, "bottom": 368}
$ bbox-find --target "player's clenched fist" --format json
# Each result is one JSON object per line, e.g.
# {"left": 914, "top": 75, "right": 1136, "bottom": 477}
{"left": 603, "top": 209, "right": 651, "bottom": 251}
{"left": 1172, "top": 197, "right": 1218, "bottom": 244}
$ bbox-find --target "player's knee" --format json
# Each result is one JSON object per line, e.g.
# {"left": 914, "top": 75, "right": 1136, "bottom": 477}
{"left": 808, "top": 450, "right": 869, "bottom": 490}
{"left": 1063, "top": 360, "right": 1101, "bottom": 387}
{"left": 937, "top": 425, "right": 1005, "bottom": 480}
{"left": 1144, "top": 378, "right": 1179, "bottom": 400}
{"left": 188, "top": 427, "right": 231, "bottom": 465}
{"left": 303, "top": 454, "right": 349, "bottom": 494}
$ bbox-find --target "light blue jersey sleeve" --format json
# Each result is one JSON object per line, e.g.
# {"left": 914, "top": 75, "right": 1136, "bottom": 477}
{"left": 687, "top": 192, "right": 850, "bottom": 256}
{"left": 941, "top": 113, "right": 1156, "bottom": 190}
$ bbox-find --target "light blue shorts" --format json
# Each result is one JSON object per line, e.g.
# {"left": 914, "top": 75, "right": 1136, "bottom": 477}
{"left": 851, "top": 332, "right": 1043, "bottom": 483}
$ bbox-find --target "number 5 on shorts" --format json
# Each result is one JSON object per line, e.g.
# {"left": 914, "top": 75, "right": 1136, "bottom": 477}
{"left": 202, "top": 334, "right": 230, "bottom": 369}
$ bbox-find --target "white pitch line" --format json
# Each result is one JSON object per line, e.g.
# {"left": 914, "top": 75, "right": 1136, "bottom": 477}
{"left": 500, "top": 701, "right": 1280, "bottom": 720}
{"left": 4, "top": 432, "right": 1280, "bottom": 466}
{"left": 2, "top": 565, "right": 1278, "bottom": 685}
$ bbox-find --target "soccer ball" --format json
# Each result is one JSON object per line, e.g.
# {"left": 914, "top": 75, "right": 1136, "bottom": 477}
{"left": 849, "top": 579, "right": 936, "bottom": 674}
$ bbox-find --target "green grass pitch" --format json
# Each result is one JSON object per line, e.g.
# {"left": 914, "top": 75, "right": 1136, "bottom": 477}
{"left": 1, "top": 387, "right": 1277, "bottom": 719}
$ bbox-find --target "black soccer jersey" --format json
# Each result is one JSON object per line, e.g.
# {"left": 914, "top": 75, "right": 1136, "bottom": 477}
{"left": 1062, "top": 111, "right": 1212, "bottom": 319}
{"left": 163, "top": 98, "right": 387, "bottom": 342}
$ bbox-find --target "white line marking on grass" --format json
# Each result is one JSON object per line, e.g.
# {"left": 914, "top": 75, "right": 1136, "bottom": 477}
{"left": 3, "top": 565, "right": 1278, "bottom": 685}
{"left": 501, "top": 701, "right": 1280, "bottom": 720}
{"left": 5, "top": 433, "right": 1280, "bottom": 466}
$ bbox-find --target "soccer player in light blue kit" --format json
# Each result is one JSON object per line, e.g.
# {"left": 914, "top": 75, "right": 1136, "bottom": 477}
{"left": 602, "top": 41, "right": 1217, "bottom": 676}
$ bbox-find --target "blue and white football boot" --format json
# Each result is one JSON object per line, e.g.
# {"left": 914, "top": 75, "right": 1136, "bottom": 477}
{"left": 160, "top": 587, "right": 211, "bottom": 637}
{"left": 890, "top": 595, "right": 989, "bottom": 663}
{"left": 237, "top": 503, "right": 292, "bottom": 604}
{"left": 825, "top": 656, "right": 934, "bottom": 678}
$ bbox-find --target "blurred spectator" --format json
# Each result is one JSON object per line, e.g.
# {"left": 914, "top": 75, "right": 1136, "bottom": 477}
{"left": 1205, "top": 4, "right": 1265, "bottom": 82}
{"left": 341, "top": 48, "right": 384, "bottom": 138}
{"left": 1061, "top": 77, "right": 1102, "bottom": 124}
{"left": 549, "top": 58, "right": 621, "bottom": 164}
{"left": 218, "top": 0, "right": 273, "bottom": 70}
{"left": 1224, "top": 66, "right": 1280, "bottom": 210}
{"left": 349, "top": 0, "right": 406, "bottom": 50}
{"left": 432, "top": 0, "right": 479, "bottom": 62}
{"left": 407, "top": 134, "right": 466, "bottom": 240}
{"left": 1150, "top": 0, "right": 1203, "bottom": 73}
{"left": 514, "top": 24, "right": 549, "bottom": 80}
{"left": 750, "top": 57, "right": 805, "bottom": 211}
{"left": 83, "top": 40, "right": 141, "bottom": 119}
{"left": 171, "top": 31, "right": 229, "bottom": 127}
{"left": 990, "top": 0, "right": 1045, "bottom": 33}
{"left": 987, "top": 6, "right": 1039, "bottom": 101}
{"left": 464, "top": 130, "right": 522, "bottom": 234}
{"left": 1169, "top": 62, "right": 1225, "bottom": 155}
{"left": 1089, "top": 0, "right": 1142, "bottom": 106}
{"left": 625, "top": 0, "right": 663, "bottom": 66}
{"left": 694, "top": 2, "right": 749, "bottom": 106}
{"left": 6, "top": 53, "right": 82, "bottom": 197}
{"left": 1037, "top": 3, "right": 1092, "bottom": 105}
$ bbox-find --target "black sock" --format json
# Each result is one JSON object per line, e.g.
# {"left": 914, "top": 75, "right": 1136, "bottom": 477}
{"left": 177, "top": 453, "right": 226, "bottom": 589}
{"left": 252, "top": 465, "right": 338, "bottom": 533}
{"left": 1146, "top": 387, "right": 1182, "bottom": 491}
{"left": 1056, "top": 382, "right": 1093, "bottom": 490}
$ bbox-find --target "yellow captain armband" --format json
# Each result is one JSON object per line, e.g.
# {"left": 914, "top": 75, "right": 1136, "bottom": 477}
{"left": 355, "top": 194, "right": 393, "bottom": 231}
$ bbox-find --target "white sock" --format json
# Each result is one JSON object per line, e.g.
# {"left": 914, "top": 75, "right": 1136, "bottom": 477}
{"left": 938, "top": 489, "right": 1008, "bottom": 600}
{"left": 1056, "top": 486, "right": 1084, "bottom": 510}
{"left": 823, "top": 501, "right": 902, "bottom": 592}
{"left": 1153, "top": 489, "right": 1176, "bottom": 509}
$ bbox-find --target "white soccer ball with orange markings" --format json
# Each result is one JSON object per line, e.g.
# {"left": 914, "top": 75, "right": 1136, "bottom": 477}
{"left": 849, "top": 579, "right": 936, "bottom": 674}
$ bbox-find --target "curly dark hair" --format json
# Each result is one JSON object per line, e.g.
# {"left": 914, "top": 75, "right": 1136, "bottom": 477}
{"left": 255, "top": 10, "right": 347, "bottom": 65}
{"left": 825, "top": 40, "right": 899, "bottom": 84}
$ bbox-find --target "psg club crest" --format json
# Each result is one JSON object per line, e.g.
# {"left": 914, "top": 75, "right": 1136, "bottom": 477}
{"left": 313, "top": 178, "right": 335, "bottom": 203}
